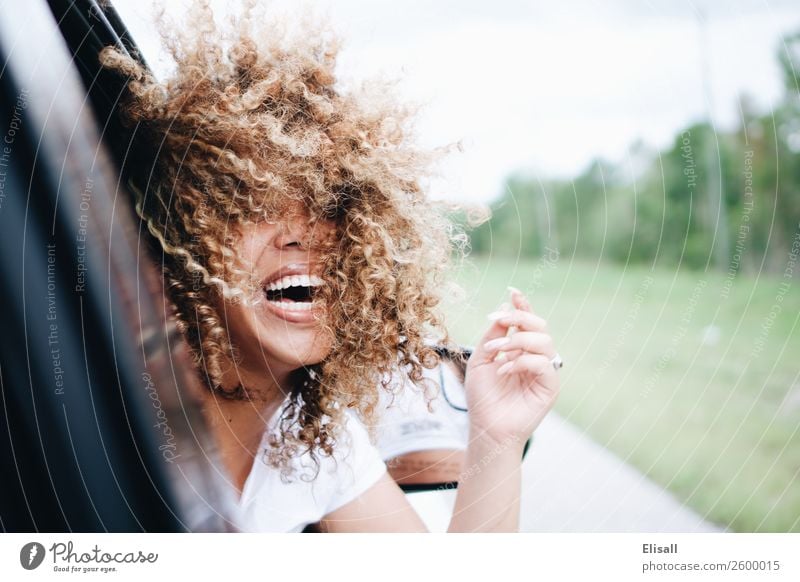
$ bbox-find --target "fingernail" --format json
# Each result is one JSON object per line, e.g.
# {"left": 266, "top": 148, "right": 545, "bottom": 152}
{"left": 484, "top": 336, "right": 511, "bottom": 351}
{"left": 488, "top": 302, "right": 512, "bottom": 321}
{"left": 497, "top": 360, "right": 514, "bottom": 375}
{"left": 507, "top": 286, "right": 522, "bottom": 295}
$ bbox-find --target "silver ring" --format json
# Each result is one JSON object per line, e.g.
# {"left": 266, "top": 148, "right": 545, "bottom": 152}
{"left": 551, "top": 353, "right": 563, "bottom": 371}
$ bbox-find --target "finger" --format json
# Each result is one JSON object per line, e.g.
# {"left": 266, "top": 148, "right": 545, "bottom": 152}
{"left": 475, "top": 291, "right": 543, "bottom": 362}
{"left": 490, "top": 309, "right": 547, "bottom": 333}
{"left": 471, "top": 302, "right": 514, "bottom": 362}
{"left": 483, "top": 331, "right": 555, "bottom": 359}
{"left": 496, "top": 353, "right": 554, "bottom": 379}
{"left": 508, "top": 286, "right": 532, "bottom": 312}
{"left": 486, "top": 347, "right": 524, "bottom": 365}
{"left": 478, "top": 307, "right": 545, "bottom": 363}
{"left": 472, "top": 320, "right": 521, "bottom": 363}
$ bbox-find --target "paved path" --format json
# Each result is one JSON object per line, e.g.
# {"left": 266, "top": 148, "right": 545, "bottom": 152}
{"left": 407, "top": 413, "right": 724, "bottom": 532}
{"left": 518, "top": 413, "right": 723, "bottom": 532}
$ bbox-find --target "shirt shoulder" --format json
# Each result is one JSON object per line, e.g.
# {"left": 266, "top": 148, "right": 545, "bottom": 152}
{"left": 237, "top": 409, "right": 386, "bottom": 532}
{"left": 374, "top": 363, "right": 469, "bottom": 459}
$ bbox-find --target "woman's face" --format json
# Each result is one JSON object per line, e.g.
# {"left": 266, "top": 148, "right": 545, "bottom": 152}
{"left": 221, "top": 210, "right": 335, "bottom": 384}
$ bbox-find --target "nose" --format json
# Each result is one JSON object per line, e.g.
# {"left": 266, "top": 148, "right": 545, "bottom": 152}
{"left": 272, "top": 218, "right": 309, "bottom": 250}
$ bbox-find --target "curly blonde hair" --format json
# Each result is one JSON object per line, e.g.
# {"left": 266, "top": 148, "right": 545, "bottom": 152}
{"left": 100, "top": 1, "right": 464, "bottom": 473}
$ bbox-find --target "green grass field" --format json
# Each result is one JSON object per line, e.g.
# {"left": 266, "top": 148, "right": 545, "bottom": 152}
{"left": 442, "top": 255, "right": 800, "bottom": 532}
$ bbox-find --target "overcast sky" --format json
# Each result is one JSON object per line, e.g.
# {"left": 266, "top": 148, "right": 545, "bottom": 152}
{"left": 114, "top": 0, "right": 800, "bottom": 204}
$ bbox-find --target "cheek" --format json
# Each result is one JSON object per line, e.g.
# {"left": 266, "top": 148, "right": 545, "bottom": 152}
{"left": 312, "top": 325, "right": 334, "bottom": 354}
{"left": 217, "top": 302, "right": 256, "bottom": 349}
{"left": 311, "top": 219, "right": 337, "bottom": 248}
{"left": 305, "top": 326, "right": 333, "bottom": 359}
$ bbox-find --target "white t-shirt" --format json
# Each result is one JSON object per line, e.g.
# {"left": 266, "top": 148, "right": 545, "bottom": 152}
{"left": 234, "top": 362, "right": 468, "bottom": 532}
{"left": 235, "top": 406, "right": 387, "bottom": 533}
{"left": 374, "top": 361, "right": 469, "bottom": 459}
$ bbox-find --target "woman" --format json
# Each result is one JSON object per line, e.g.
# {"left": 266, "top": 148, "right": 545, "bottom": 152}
{"left": 100, "top": 1, "right": 561, "bottom": 532}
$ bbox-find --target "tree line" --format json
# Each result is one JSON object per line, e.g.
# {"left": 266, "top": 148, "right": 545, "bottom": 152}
{"left": 468, "top": 33, "right": 800, "bottom": 274}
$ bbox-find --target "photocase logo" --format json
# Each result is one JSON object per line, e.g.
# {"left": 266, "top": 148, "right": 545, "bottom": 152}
{"left": 20, "top": 542, "right": 46, "bottom": 570}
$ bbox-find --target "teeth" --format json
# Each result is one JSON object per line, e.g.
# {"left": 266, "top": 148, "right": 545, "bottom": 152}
{"left": 266, "top": 300, "right": 316, "bottom": 311}
{"left": 266, "top": 274, "right": 324, "bottom": 291}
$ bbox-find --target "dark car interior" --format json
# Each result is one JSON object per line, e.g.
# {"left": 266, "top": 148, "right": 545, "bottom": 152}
{"left": 0, "top": 0, "right": 230, "bottom": 532}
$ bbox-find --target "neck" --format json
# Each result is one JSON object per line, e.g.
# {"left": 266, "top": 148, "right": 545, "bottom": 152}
{"left": 202, "top": 365, "right": 289, "bottom": 494}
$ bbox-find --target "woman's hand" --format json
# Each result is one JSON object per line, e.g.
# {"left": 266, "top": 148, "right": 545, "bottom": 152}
{"left": 463, "top": 287, "right": 561, "bottom": 449}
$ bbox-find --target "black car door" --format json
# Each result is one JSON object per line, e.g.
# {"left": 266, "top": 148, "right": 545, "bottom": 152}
{"left": 0, "top": 0, "right": 232, "bottom": 532}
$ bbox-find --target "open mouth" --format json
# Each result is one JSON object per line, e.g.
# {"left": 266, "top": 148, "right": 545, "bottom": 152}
{"left": 263, "top": 273, "right": 324, "bottom": 312}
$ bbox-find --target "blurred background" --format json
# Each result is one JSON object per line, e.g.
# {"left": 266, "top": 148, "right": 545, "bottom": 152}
{"left": 115, "top": 0, "right": 800, "bottom": 532}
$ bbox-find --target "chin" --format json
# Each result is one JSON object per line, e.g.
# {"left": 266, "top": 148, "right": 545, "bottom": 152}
{"left": 276, "top": 338, "right": 331, "bottom": 370}
{"left": 251, "top": 309, "right": 332, "bottom": 372}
